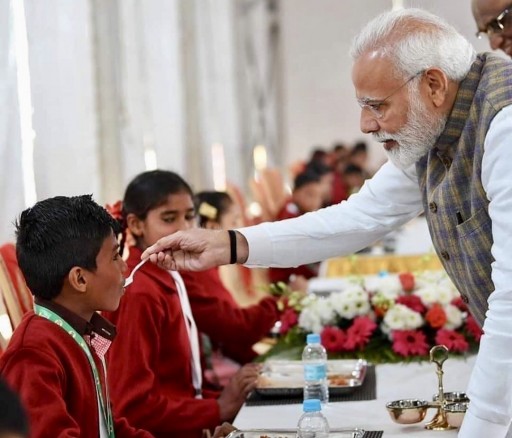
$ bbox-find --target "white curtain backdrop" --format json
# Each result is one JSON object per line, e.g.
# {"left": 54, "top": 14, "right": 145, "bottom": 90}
{"left": 0, "top": 0, "right": 491, "bottom": 243}
{"left": 0, "top": 0, "right": 25, "bottom": 242}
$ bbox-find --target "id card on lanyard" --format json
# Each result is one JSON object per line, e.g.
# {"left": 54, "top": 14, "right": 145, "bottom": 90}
{"left": 34, "top": 304, "right": 115, "bottom": 438}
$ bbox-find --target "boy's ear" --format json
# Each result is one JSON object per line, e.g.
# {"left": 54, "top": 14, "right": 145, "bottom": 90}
{"left": 126, "top": 213, "right": 144, "bottom": 237}
{"left": 68, "top": 267, "right": 87, "bottom": 293}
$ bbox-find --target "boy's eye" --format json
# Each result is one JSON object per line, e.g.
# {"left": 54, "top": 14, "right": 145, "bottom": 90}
{"left": 162, "top": 216, "right": 176, "bottom": 223}
{"left": 186, "top": 212, "right": 197, "bottom": 221}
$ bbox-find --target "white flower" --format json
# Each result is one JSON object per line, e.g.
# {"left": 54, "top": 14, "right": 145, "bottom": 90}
{"left": 443, "top": 304, "right": 463, "bottom": 330}
{"left": 414, "top": 285, "right": 452, "bottom": 306}
{"left": 366, "top": 275, "right": 402, "bottom": 299}
{"left": 415, "top": 270, "right": 446, "bottom": 288}
{"left": 298, "top": 296, "right": 334, "bottom": 333}
{"left": 329, "top": 286, "right": 370, "bottom": 319}
{"left": 298, "top": 306, "right": 323, "bottom": 333}
{"left": 382, "top": 304, "right": 423, "bottom": 330}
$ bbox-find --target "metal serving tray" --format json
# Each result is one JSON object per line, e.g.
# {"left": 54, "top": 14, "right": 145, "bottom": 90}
{"left": 255, "top": 359, "right": 367, "bottom": 397}
{"left": 226, "top": 428, "right": 365, "bottom": 438}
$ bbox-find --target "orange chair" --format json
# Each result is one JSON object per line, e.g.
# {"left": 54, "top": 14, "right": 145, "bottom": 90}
{"left": 0, "top": 244, "right": 33, "bottom": 352}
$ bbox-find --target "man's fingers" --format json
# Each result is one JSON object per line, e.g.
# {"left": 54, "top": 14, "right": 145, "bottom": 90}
{"left": 141, "top": 234, "right": 178, "bottom": 259}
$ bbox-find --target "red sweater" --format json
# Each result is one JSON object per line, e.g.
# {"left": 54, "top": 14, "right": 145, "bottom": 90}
{"left": 182, "top": 268, "right": 281, "bottom": 364}
{"left": 106, "top": 248, "right": 220, "bottom": 438}
{"left": 0, "top": 311, "right": 152, "bottom": 438}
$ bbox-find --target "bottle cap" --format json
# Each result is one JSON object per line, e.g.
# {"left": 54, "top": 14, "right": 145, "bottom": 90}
{"left": 306, "top": 333, "right": 321, "bottom": 344}
{"left": 303, "top": 399, "right": 321, "bottom": 412}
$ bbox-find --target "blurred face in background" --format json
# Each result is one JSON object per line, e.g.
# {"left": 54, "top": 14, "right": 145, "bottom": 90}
{"left": 128, "top": 191, "right": 196, "bottom": 250}
{"left": 218, "top": 202, "right": 243, "bottom": 229}
{"left": 472, "top": 0, "right": 512, "bottom": 57}
{"left": 293, "top": 181, "right": 323, "bottom": 213}
{"left": 319, "top": 173, "right": 334, "bottom": 204}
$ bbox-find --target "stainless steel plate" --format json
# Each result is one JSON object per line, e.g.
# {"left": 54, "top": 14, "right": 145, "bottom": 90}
{"left": 226, "top": 428, "right": 365, "bottom": 438}
{"left": 255, "top": 359, "right": 367, "bottom": 397}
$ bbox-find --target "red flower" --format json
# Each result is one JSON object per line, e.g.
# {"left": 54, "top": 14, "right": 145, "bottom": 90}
{"left": 451, "top": 296, "right": 468, "bottom": 312}
{"left": 392, "top": 330, "right": 429, "bottom": 357}
{"left": 321, "top": 326, "right": 346, "bottom": 353}
{"left": 279, "top": 308, "right": 298, "bottom": 335}
{"left": 435, "top": 329, "right": 469, "bottom": 353}
{"left": 465, "top": 315, "right": 483, "bottom": 342}
{"left": 399, "top": 272, "right": 415, "bottom": 293}
{"left": 396, "top": 295, "right": 426, "bottom": 314}
{"left": 344, "top": 316, "right": 377, "bottom": 351}
{"left": 425, "top": 304, "right": 447, "bottom": 329}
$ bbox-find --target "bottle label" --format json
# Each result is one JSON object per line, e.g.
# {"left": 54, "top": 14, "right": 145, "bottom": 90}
{"left": 304, "top": 363, "right": 326, "bottom": 380}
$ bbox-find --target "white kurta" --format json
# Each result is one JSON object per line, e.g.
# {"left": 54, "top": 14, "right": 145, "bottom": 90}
{"left": 240, "top": 106, "right": 512, "bottom": 438}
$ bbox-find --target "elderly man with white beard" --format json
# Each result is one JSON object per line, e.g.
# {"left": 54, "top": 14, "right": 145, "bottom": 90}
{"left": 142, "top": 8, "right": 512, "bottom": 437}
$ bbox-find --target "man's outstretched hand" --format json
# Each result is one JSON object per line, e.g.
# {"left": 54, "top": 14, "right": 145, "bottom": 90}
{"left": 141, "top": 228, "right": 249, "bottom": 271}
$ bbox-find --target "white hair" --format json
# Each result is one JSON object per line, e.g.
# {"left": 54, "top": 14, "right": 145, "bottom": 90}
{"left": 350, "top": 8, "right": 476, "bottom": 81}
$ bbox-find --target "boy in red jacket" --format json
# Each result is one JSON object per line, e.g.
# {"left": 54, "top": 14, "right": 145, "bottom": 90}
{"left": 0, "top": 195, "right": 153, "bottom": 438}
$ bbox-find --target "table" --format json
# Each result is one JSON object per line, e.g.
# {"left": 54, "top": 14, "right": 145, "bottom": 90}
{"left": 235, "top": 356, "right": 476, "bottom": 437}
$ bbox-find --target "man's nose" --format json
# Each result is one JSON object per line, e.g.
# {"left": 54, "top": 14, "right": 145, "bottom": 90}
{"left": 360, "top": 110, "right": 379, "bottom": 134}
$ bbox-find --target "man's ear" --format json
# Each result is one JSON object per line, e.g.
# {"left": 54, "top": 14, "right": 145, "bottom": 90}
{"left": 126, "top": 213, "right": 144, "bottom": 237}
{"left": 423, "top": 68, "right": 450, "bottom": 108}
{"left": 68, "top": 267, "right": 87, "bottom": 293}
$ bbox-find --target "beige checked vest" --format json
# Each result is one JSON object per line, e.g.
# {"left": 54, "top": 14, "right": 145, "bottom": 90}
{"left": 416, "top": 53, "right": 512, "bottom": 327}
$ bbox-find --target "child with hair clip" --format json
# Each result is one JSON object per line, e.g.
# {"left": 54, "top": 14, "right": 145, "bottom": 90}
{"left": 105, "top": 170, "right": 261, "bottom": 438}
{"left": 0, "top": 195, "right": 153, "bottom": 438}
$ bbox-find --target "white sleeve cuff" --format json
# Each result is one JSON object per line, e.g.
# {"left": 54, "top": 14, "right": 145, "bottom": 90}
{"left": 458, "top": 409, "right": 511, "bottom": 438}
{"left": 237, "top": 224, "right": 274, "bottom": 267}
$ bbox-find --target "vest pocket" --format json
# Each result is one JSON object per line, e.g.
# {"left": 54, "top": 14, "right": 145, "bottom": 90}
{"left": 455, "top": 206, "right": 494, "bottom": 325}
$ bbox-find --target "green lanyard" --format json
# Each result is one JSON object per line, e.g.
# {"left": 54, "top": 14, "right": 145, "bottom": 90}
{"left": 34, "top": 304, "right": 115, "bottom": 438}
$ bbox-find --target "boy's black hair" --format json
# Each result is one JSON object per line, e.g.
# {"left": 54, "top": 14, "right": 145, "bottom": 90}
{"left": 293, "top": 171, "right": 321, "bottom": 191}
{"left": 123, "top": 170, "right": 193, "bottom": 221}
{"left": 0, "top": 379, "right": 29, "bottom": 437}
{"left": 194, "top": 191, "right": 233, "bottom": 228}
{"left": 15, "top": 195, "right": 119, "bottom": 300}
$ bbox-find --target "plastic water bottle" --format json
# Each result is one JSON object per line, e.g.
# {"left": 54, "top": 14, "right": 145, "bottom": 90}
{"left": 303, "top": 333, "right": 329, "bottom": 404}
{"left": 297, "top": 398, "right": 330, "bottom": 438}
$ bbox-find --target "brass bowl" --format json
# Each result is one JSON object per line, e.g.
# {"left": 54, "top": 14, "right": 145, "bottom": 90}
{"left": 444, "top": 402, "right": 469, "bottom": 428}
{"left": 386, "top": 399, "right": 430, "bottom": 424}
{"left": 432, "top": 392, "right": 469, "bottom": 404}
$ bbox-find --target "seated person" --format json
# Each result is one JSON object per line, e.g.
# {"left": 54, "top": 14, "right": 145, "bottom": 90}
{"left": 304, "top": 161, "right": 334, "bottom": 207}
{"left": 0, "top": 195, "right": 152, "bottom": 438}
{"left": 0, "top": 378, "right": 28, "bottom": 438}
{"left": 183, "top": 191, "right": 281, "bottom": 366}
{"left": 269, "top": 171, "right": 323, "bottom": 287}
{"left": 106, "top": 171, "right": 260, "bottom": 438}
{"left": 344, "top": 163, "right": 366, "bottom": 195}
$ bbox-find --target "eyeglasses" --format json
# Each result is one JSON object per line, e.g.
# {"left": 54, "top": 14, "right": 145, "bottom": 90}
{"left": 356, "top": 71, "right": 423, "bottom": 120}
{"left": 476, "top": 5, "right": 512, "bottom": 39}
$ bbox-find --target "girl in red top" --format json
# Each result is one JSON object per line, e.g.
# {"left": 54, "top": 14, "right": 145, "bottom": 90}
{"left": 106, "top": 171, "right": 259, "bottom": 438}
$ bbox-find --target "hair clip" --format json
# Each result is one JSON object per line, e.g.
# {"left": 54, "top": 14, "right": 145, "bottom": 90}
{"left": 105, "top": 200, "right": 123, "bottom": 221}
{"left": 198, "top": 202, "right": 218, "bottom": 220}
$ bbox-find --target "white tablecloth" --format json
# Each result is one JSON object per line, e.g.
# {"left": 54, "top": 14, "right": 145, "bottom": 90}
{"left": 235, "top": 356, "right": 476, "bottom": 437}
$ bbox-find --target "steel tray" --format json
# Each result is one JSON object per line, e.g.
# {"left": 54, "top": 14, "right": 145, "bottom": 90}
{"left": 255, "top": 359, "right": 367, "bottom": 397}
{"left": 226, "top": 428, "right": 364, "bottom": 438}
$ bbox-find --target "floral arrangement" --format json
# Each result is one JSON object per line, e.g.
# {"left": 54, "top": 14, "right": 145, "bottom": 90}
{"left": 266, "top": 271, "right": 482, "bottom": 363}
